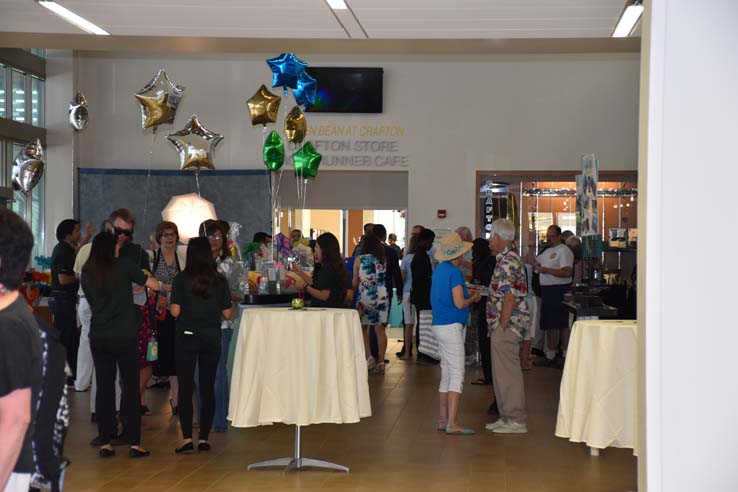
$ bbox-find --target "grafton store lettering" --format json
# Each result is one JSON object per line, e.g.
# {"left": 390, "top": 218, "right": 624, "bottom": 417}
{"left": 307, "top": 125, "right": 409, "bottom": 169}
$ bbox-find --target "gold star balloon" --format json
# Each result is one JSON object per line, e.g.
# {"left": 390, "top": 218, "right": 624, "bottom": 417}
{"left": 247, "top": 84, "right": 281, "bottom": 126}
{"left": 134, "top": 69, "right": 185, "bottom": 130}
{"left": 284, "top": 105, "right": 306, "bottom": 144}
{"left": 166, "top": 115, "right": 224, "bottom": 173}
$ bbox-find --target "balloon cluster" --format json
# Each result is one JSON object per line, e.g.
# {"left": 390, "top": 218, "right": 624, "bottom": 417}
{"left": 11, "top": 139, "right": 45, "bottom": 193}
{"left": 248, "top": 53, "right": 322, "bottom": 179}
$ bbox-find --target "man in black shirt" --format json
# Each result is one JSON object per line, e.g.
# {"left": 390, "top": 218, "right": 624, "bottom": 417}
{"left": 373, "top": 224, "right": 403, "bottom": 304}
{"left": 411, "top": 228, "right": 437, "bottom": 364}
{"left": 0, "top": 209, "right": 42, "bottom": 492}
{"left": 50, "top": 219, "right": 87, "bottom": 385}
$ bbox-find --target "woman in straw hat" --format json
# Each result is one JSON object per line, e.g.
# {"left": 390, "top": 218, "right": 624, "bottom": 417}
{"left": 430, "top": 232, "right": 481, "bottom": 435}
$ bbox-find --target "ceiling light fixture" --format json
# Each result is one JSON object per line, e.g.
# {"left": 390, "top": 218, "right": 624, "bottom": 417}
{"left": 325, "top": 0, "right": 348, "bottom": 10}
{"left": 37, "top": 0, "right": 109, "bottom": 35}
{"left": 612, "top": 0, "right": 643, "bottom": 38}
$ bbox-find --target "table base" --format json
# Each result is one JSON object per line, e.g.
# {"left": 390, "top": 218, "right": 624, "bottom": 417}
{"left": 247, "top": 426, "right": 349, "bottom": 475}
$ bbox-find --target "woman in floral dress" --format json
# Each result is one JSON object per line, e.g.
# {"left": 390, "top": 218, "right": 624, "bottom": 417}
{"left": 353, "top": 231, "right": 389, "bottom": 374}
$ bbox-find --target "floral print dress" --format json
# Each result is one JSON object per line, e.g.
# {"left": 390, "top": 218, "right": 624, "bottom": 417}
{"left": 357, "top": 254, "right": 389, "bottom": 325}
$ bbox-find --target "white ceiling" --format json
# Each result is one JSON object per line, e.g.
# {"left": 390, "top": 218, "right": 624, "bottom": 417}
{"left": 0, "top": 0, "right": 631, "bottom": 39}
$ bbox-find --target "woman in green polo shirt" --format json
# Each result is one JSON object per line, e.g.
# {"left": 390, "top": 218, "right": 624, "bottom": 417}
{"left": 81, "top": 232, "right": 162, "bottom": 459}
{"left": 170, "top": 237, "right": 233, "bottom": 454}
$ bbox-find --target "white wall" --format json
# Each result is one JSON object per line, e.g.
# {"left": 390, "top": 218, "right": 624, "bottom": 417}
{"left": 69, "top": 51, "right": 639, "bottom": 237}
{"left": 641, "top": 1, "right": 738, "bottom": 491}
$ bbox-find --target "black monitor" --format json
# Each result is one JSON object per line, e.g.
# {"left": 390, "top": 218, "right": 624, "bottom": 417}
{"left": 305, "top": 67, "right": 383, "bottom": 114}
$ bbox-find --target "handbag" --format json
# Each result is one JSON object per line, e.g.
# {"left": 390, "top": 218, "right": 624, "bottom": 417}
{"left": 146, "top": 338, "right": 159, "bottom": 362}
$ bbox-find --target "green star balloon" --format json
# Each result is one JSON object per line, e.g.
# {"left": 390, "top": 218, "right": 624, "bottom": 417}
{"left": 262, "top": 130, "right": 284, "bottom": 172}
{"left": 292, "top": 141, "right": 322, "bottom": 179}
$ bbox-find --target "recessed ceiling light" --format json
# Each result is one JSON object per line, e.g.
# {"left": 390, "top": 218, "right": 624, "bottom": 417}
{"left": 612, "top": 1, "right": 643, "bottom": 38}
{"left": 326, "top": 0, "right": 348, "bottom": 10}
{"left": 37, "top": 0, "right": 109, "bottom": 35}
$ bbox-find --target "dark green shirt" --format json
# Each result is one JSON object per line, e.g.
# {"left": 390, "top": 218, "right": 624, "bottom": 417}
{"left": 171, "top": 272, "right": 231, "bottom": 344}
{"left": 50, "top": 241, "right": 77, "bottom": 296}
{"left": 310, "top": 265, "right": 347, "bottom": 308}
{"left": 119, "top": 240, "right": 151, "bottom": 270}
{"left": 81, "top": 258, "right": 147, "bottom": 343}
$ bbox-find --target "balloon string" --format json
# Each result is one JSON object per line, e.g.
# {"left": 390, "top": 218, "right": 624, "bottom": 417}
{"left": 195, "top": 172, "right": 201, "bottom": 197}
{"left": 141, "top": 130, "right": 156, "bottom": 252}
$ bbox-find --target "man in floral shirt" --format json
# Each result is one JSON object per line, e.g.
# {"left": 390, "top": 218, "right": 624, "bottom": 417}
{"left": 485, "top": 219, "right": 530, "bottom": 434}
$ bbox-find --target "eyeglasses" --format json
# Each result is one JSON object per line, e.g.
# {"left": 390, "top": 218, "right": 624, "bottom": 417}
{"left": 207, "top": 234, "right": 223, "bottom": 241}
{"left": 113, "top": 227, "right": 132, "bottom": 238}
{"left": 161, "top": 232, "right": 177, "bottom": 238}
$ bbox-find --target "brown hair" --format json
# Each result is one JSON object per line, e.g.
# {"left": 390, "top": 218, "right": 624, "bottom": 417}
{"left": 155, "top": 221, "right": 179, "bottom": 244}
{"left": 108, "top": 208, "right": 136, "bottom": 229}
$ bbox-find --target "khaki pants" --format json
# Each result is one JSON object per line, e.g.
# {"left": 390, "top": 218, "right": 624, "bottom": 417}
{"left": 491, "top": 327, "right": 528, "bottom": 425}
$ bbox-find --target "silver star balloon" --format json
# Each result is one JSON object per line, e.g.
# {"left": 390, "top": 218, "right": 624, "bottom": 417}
{"left": 11, "top": 139, "right": 45, "bottom": 193}
{"left": 166, "top": 115, "right": 224, "bottom": 173}
{"left": 68, "top": 91, "right": 89, "bottom": 131}
{"left": 134, "top": 69, "right": 185, "bottom": 130}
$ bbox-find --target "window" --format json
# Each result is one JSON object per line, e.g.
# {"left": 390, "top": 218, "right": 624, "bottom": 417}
{"left": 0, "top": 65, "right": 5, "bottom": 118}
{"left": 11, "top": 69, "right": 26, "bottom": 124}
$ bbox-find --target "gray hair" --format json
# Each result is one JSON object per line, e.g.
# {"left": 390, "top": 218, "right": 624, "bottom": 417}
{"left": 491, "top": 219, "right": 516, "bottom": 242}
{"left": 455, "top": 226, "right": 472, "bottom": 241}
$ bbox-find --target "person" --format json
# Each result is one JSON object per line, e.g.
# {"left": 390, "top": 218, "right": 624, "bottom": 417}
{"left": 204, "top": 220, "right": 243, "bottom": 433}
{"left": 485, "top": 219, "right": 530, "bottom": 434}
{"left": 533, "top": 225, "right": 574, "bottom": 368}
{"left": 289, "top": 229, "right": 303, "bottom": 245}
{"left": 81, "top": 231, "right": 161, "bottom": 458}
{"left": 290, "top": 232, "right": 350, "bottom": 308}
{"left": 352, "top": 223, "right": 374, "bottom": 257}
{"left": 50, "top": 219, "right": 88, "bottom": 386}
{"left": 470, "top": 238, "right": 496, "bottom": 387}
{"left": 353, "top": 230, "right": 389, "bottom": 374}
{"left": 387, "top": 233, "right": 402, "bottom": 259}
{"left": 0, "top": 210, "right": 42, "bottom": 492}
{"left": 430, "top": 232, "right": 480, "bottom": 435}
{"left": 396, "top": 233, "right": 418, "bottom": 359}
{"left": 252, "top": 232, "right": 272, "bottom": 247}
{"left": 454, "top": 226, "right": 474, "bottom": 279}
{"left": 150, "top": 221, "right": 185, "bottom": 416}
{"left": 373, "top": 224, "right": 403, "bottom": 305}
{"left": 171, "top": 238, "right": 233, "bottom": 453}
{"left": 411, "top": 228, "right": 436, "bottom": 364}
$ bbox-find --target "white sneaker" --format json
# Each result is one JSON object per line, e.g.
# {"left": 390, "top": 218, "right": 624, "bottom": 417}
{"left": 484, "top": 419, "right": 506, "bottom": 431}
{"left": 492, "top": 421, "right": 528, "bottom": 434}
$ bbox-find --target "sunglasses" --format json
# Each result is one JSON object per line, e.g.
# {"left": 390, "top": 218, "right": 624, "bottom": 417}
{"left": 207, "top": 234, "right": 223, "bottom": 241}
{"left": 114, "top": 227, "right": 132, "bottom": 238}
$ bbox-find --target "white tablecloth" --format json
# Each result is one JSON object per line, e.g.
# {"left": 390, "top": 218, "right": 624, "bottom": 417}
{"left": 229, "top": 307, "right": 371, "bottom": 428}
{"left": 555, "top": 319, "right": 639, "bottom": 454}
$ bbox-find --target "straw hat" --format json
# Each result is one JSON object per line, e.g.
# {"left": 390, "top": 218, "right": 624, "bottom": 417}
{"left": 434, "top": 232, "right": 473, "bottom": 262}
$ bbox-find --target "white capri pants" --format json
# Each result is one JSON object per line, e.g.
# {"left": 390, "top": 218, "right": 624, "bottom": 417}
{"left": 432, "top": 322, "right": 466, "bottom": 393}
{"left": 402, "top": 295, "right": 416, "bottom": 324}
{"left": 525, "top": 295, "right": 540, "bottom": 341}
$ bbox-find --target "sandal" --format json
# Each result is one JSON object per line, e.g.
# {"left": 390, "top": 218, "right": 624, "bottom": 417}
{"left": 436, "top": 419, "right": 448, "bottom": 431}
{"left": 375, "top": 362, "right": 386, "bottom": 375}
{"left": 445, "top": 425, "right": 476, "bottom": 436}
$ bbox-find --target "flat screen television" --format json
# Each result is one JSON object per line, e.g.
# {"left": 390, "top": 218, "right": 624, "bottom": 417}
{"left": 304, "top": 67, "right": 383, "bottom": 113}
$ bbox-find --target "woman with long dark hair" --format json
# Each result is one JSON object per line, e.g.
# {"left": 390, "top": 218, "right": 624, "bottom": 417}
{"left": 290, "top": 232, "right": 350, "bottom": 308}
{"left": 353, "top": 230, "right": 389, "bottom": 374}
{"left": 170, "top": 237, "right": 233, "bottom": 454}
{"left": 81, "top": 232, "right": 161, "bottom": 458}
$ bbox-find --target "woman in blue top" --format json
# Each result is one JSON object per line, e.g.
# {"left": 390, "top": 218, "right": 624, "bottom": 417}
{"left": 430, "top": 232, "right": 480, "bottom": 435}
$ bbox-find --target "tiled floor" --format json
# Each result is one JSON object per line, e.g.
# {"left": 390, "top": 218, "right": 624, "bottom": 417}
{"left": 63, "top": 337, "right": 637, "bottom": 492}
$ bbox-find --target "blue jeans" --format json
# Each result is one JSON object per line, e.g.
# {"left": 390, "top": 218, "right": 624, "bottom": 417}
{"left": 212, "top": 328, "right": 233, "bottom": 430}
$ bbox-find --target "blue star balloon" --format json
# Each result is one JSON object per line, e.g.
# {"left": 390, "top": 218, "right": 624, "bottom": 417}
{"left": 266, "top": 53, "right": 308, "bottom": 90}
{"left": 293, "top": 71, "right": 317, "bottom": 107}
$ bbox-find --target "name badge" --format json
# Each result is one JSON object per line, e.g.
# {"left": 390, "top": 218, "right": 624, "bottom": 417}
{"left": 184, "top": 330, "right": 194, "bottom": 335}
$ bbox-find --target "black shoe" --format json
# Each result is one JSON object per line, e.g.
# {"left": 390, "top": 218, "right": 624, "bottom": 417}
{"left": 175, "top": 442, "right": 194, "bottom": 454}
{"left": 99, "top": 447, "right": 115, "bottom": 458}
{"left": 488, "top": 401, "right": 499, "bottom": 416}
{"left": 197, "top": 441, "right": 211, "bottom": 452}
{"left": 553, "top": 356, "right": 566, "bottom": 370}
{"left": 66, "top": 376, "right": 75, "bottom": 388}
{"left": 129, "top": 447, "right": 150, "bottom": 458}
{"left": 531, "top": 347, "right": 546, "bottom": 357}
{"left": 533, "top": 357, "right": 557, "bottom": 368}
{"left": 90, "top": 412, "right": 96, "bottom": 423}
{"left": 90, "top": 435, "right": 106, "bottom": 446}
{"left": 140, "top": 405, "right": 152, "bottom": 416}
